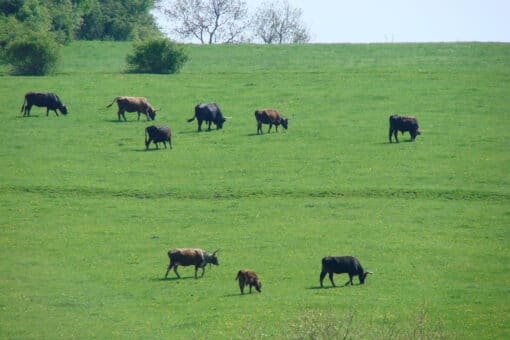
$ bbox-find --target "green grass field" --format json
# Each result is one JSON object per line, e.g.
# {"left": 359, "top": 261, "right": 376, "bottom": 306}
{"left": 0, "top": 41, "right": 509, "bottom": 338}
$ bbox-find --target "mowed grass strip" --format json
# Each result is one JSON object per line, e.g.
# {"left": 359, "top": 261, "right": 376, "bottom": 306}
{"left": 0, "top": 42, "right": 509, "bottom": 338}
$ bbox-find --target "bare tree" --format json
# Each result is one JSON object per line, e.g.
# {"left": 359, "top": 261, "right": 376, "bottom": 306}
{"left": 157, "top": 0, "right": 249, "bottom": 44}
{"left": 251, "top": 0, "right": 310, "bottom": 44}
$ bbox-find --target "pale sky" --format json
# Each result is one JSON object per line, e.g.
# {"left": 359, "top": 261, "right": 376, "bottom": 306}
{"left": 155, "top": 0, "right": 510, "bottom": 43}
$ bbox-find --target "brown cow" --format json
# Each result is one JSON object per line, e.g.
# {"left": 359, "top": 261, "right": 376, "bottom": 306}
{"left": 389, "top": 115, "right": 421, "bottom": 143}
{"left": 106, "top": 96, "right": 158, "bottom": 121}
{"left": 235, "top": 270, "right": 262, "bottom": 294}
{"left": 254, "top": 109, "right": 288, "bottom": 134}
{"left": 165, "top": 248, "right": 219, "bottom": 279}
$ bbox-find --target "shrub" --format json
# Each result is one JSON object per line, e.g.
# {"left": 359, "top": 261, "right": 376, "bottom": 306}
{"left": 5, "top": 32, "right": 60, "bottom": 75}
{"left": 126, "top": 38, "right": 188, "bottom": 74}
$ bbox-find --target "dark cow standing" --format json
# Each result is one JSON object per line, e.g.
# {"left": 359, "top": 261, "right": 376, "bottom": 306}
{"left": 389, "top": 115, "right": 421, "bottom": 143}
{"left": 21, "top": 92, "right": 68, "bottom": 117}
{"left": 188, "top": 103, "right": 227, "bottom": 132}
{"left": 106, "top": 96, "right": 158, "bottom": 121}
{"left": 236, "top": 270, "right": 262, "bottom": 294}
{"left": 254, "top": 109, "right": 288, "bottom": 134}
{"left": 145, "top": 125, "right": 172, "bottom": 150}
{"left": 320, "top": 256, "right": 372, "bottom": 288}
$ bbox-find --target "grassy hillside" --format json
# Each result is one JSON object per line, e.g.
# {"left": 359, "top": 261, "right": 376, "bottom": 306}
{"left": 0, "top": 41, "right": 509, "bottom": 338}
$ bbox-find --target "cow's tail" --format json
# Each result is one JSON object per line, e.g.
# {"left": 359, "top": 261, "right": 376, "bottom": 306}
{"left": 106, "top": 97, "right": 117, "bottom": 108}
{"left": 144, "top": 127, "right": 149, "bottom": 146}
{"left": 20, "top": 95, "right": 27, "bottom": 114}
{"left": 187, "top": 115, "right": 196, "bottom": 123}
{"left": 235, "top": 270, "right": 242, "bottom": 280}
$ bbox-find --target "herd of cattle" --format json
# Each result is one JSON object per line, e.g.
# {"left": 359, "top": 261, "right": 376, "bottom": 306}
{"left": 165, "top": 247, "right": 372, "bottom": 294}
{"left": 20, "top": 91, "right": 421, "bottom": 147}
{"left": 20, "top": 90, "right": 422, "bottom": 293}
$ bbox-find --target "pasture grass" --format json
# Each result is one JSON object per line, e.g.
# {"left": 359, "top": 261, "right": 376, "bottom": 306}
{"left": 0, "top": 41, "right": 509, "bottom": 338}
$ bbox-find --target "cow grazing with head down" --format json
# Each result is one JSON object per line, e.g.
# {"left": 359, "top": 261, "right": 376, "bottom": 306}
{"left": 320, "top": 256, "right": 372, "bottom": 288}
{"left": 106, "top": 96, "right": 158, "bottom": 121}
{"left": 165, "top": 248, "right": 219, "bottom": 279}
{"left": 188, "top": 103, "right": 229, "bottom": 132}
{"left": 145, "top": 125, "right": 172, "bottom": 150}
{"left": 236, "top": 270, "right": 262, "bottom": 294}
{"left": 389, "top": 114, "right": 421, "bottom": 143}
{"left": 254, "top": 109, "right": 288, "bottom": 134}
{"left": 21, "top": 92, "right": 68, "bottom": 117}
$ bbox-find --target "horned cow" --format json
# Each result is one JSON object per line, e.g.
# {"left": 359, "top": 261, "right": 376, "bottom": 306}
{"left": 188, "top": 103, "right": 229, "bottom": 132}
{"left": 145, "top": 125, "right": 172, "bottom": 150}
{"left": 320, "top": 256, "right": 372, "bottom": 288}
{"left": 389, "top": 114, "right": 421, "bottom": 143}
{"left": 254, "top": 109, "right": 288, "bottom": 134}
{"left": 165, "top": 248, "right": 219, "bottom": 279}
{"left": 21, "top": 92, "right": 68, "bottom": 117}
{"left": 235, "top": 270, "right": 262, "bottom": 294}
{"left": 106, "top": 96, "right": 158, "bottom": 121}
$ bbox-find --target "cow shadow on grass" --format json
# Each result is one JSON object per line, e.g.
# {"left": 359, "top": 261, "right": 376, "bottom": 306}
{"left": 17, "top": 115, "right": 40, "bottom": 118}
{"left": 306, "top": 285, "right": 345, "bottom": 290}
{"left": 152, "top": 276, "right": 196, "bottom": 282}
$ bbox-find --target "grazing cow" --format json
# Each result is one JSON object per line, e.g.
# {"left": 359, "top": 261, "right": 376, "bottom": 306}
{"left": 320, "top": 256, "right": 372, "bottom": 288}
{"left": 254, "top": 109, "right": 288, "bottom": 134}
{"left": 389, "top": 114, "right": 421, "bottom": 143}
{"left": 145, "top": 125, "right": 172, "bottom": 150}
{"left": 21, "top": 92, "right": 68, "bottom": 117}
{"left": 165, "top": 248, "right": 219, "bottom": 279}
{"left": 188, "top": 103, "right": 229, "bottom": 132}
{"left": 106, "top": 96, "right": 158, "bottom": 121}
{"left": 236, "top": 270, "right": 262, "bottom": 294}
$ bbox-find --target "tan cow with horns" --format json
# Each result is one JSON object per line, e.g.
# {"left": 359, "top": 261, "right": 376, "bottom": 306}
{"left": 165, "top": 248, "right": 219, "bottom": 279}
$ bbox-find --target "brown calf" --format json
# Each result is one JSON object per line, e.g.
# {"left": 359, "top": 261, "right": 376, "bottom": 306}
{"left": 236, "top": 270, "right": 262, "bottom": 294}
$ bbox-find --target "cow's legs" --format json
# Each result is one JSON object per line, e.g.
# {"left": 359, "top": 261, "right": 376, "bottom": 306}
{"left": 389, "top": 128, "right": 394, "bottom": 143}
{"left": 268, "top": 123, "right": 273, "bottom": 133}
{"left": 320, "top": 270, "right": 327, "bottom": 287}
{"left": 345, "top": 275, "right": 353, "bottom": 286}
{"left": 53, "top": 109, "right": 59, "bottom": 116}
{"left": 24, "top": 104, "right": 32, "bottom": 116}
{"left": 165, "top": 263, "right": 173, "bottom": 278}
{"left": 46, "top": 108, "right": 50, "bottom": 116}
{"left": 257, "top": 122, "right": 263, "bottom": 134}
{"left": 197, "top": 119, "right": 203, "bottom": 132}
{"left": 173, "top": 265, "right": 181, "bottom": 279}
{"left": 207, "top": 121, "right": 212, "bottom": 131}
{"left": 394, "top": 130, "right": 399, "bottom": 143}
{"left": 328, "top": 272, "right": 336, "bottom": 287}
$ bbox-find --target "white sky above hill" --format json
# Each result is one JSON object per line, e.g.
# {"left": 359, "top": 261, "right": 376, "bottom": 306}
{"left": 154, "top": 0, "right": 510, "bottom": 43}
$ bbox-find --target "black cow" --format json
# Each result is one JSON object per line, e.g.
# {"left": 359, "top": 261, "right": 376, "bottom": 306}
{"left": 389, "top": 115, "right": 421, "bottom": 143}
{"left": 187, "top": 103, "right": 228, "bottom": 132}
{"left": 320, "top": 256, "right": 372, "bottom": 288}
{"left": 21, "top": 92, "right": 68, "bottom": 117}
{"left": 145, "top": 125, "right": 172, "bottom": 150}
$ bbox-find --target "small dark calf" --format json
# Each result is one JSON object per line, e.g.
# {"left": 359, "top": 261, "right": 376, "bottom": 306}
{"left": 236, "top": 270, "right": 262, "bottom": 294}
{"left": 389, "top": 114, "right": 421, "bottom": 143}
{"left": 145, "top": 125, "right": 172, "bottom": 150}
{"left": 21, "top": 92, "right": 68, "bottom": 117}
{"left": 320, "top": 256, "right": 372, "bottom": 288}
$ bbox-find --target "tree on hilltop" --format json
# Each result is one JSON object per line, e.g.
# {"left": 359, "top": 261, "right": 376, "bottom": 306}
{"left": 157, "top": 0, "right": 249, "bottom": 44}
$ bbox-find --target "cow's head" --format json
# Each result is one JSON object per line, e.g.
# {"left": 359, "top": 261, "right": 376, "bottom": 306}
{"left": 281, "top": 118, "right": 289, "bottom": 130}
{"left": 216, "top": 116, "right": 227, "bottom": 129}
{"left": 59, "top": 105, "right": 68, "bottom": 115}
{"left": 148, "top": 108, "right": 157, "bottom": 121}
{"left": 208, "top": 249, "right": 220, "bottom": 266}
{"left": 359, "top": 271, "right": 373, "bottom": 284}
